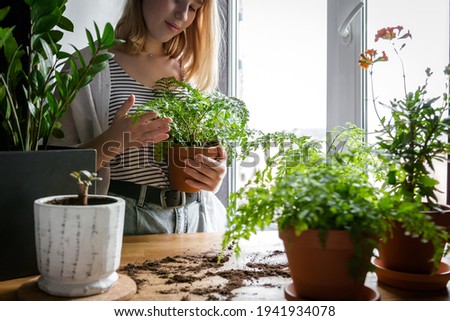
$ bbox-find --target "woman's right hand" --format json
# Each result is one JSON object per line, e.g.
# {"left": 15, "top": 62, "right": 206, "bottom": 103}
{"left": 107, "top": 94, "right": 172, "bottom": 151}
{"left": 82, "top": 94, "right": 172, "bottom": 170}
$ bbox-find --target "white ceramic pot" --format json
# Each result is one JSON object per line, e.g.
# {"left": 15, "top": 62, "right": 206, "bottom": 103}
{"left": 34, "top": 195, "right": 125, "bottom": 297}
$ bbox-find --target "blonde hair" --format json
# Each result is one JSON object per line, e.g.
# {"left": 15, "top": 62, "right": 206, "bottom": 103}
{"left": 115, "top": 0, "right": 222, "bottom": 91}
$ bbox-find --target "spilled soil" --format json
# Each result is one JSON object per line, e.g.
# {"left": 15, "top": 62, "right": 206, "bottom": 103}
{"left": 120, "top": 249, "right": 290, "bottom": 301}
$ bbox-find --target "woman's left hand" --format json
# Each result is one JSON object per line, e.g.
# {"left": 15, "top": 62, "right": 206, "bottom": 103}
{"left": 183, "top": 145, "right": 227, "bottom": 193}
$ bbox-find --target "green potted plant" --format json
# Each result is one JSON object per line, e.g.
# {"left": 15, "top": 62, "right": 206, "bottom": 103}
{"left": 359, "top": 26, "right": 450, "bottom": 281}
{"left": 33, "top": 170, "right": 126, "bottom": 297}
{"left": 222, "top": 125, "right": 391, "bottom": 300}
{"left": 0, "top": 0, "right": 121, "bottom": 280}
{"left": 0, "top": 0, "right": 119, "bottom": 151}
{"left": 132, "top": 77, "right": 252, "bottom": 192}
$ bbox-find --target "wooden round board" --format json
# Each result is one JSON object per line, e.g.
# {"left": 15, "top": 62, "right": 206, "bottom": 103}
{"left": 16, "top": 274, "right": 136, "bottom": 301}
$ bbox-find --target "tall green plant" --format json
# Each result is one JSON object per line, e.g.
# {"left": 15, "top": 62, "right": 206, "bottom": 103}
{"left": 0, "top": 0, "right": 121, "bottom": 151}
{"left": 359, "top": 26, "right": 450, "bottom": 267}
{"left": 360, "top": 26, "right": 450, "bottom": 209}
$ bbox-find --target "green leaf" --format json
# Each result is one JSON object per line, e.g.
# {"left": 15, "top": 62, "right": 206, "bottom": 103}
{"left": 39, "top": 37, "right": 54, "bottom": 60}
{"left": 27, "top": 101, "right": 37, "bottom": 117}
{"left": 101, "top": 22, "right": 115, "bottom": 46}
{"left": 33, "top": 14, "right": 59, "bottom": 35}
{"left": 51, "top": 126, "right": 65, "bottom": 139}
{"left": 91, "top": 53, "right": 113, "bottom": 64}
{"left": 0, "top": 85, "right": 6, "bottom": 102}
{"left": 94, "top": 22, "right": 101, "bottom": 42}
{"left": 56, "top": 15, "right": 73, "bottom": 32}
{"left": 0, "top": 6, "right": 10, "bottom": 22}
{"left": 71, "top": 46, "right": 87, "bottom": 69}
{"left": 0, "top": 27, "right": 14, "bottom": 48}
{"left": 47, "top": 30, "right": 64, "bottom": 43}
{"left": 85, "top": 29, "right": 95, "bottom": 55}
{"left": 87, "top": 61, "right": 109, "bottom": 75}
{"left": 30, "top": 0, "right": 57, "bottom": 21}
{"left": 56, "top": 50, "right": 72, "bottom": 59}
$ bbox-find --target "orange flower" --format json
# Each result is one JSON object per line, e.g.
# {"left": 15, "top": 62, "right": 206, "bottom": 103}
{"left": 374, "top": 26, "right": 411, "bottom": 42}
{"left": 376, "top": 51, "right": 389, "bottom": 62}
{"left": 359, "top": 55, "right": 372, "bottom": 69}
{"left": 375, "top": 27, "right": 397, "bottom": 42}
{"left": 358, "top": 49, "right": 388, "bottom": 69}
{"left": 365, "top": 49, "right": 377, "bottom": 57}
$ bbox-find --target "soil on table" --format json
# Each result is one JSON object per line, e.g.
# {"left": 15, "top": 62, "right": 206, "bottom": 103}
{"left": 120, "top": 249, "right": 290, "bottom": 301}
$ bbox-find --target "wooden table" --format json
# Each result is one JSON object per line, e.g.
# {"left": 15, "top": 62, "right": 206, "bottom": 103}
{"left": 0, "top": 231, "right": 449, "bottom": 301}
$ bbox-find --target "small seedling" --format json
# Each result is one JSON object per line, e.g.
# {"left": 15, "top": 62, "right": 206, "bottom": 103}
{"left": 70, "top": 170, "right": 102, "bottom": 205}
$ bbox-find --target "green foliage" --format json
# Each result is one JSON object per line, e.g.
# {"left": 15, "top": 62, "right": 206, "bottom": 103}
{"left": 222, "top": 125, "right": 393, "bottom": 276}
{"left": 131, "top": 77, "right": 252, "bottom": 162}
{"left": 361, "top": 26, "right": 450, "bottom": 267}
{"left": 0, "top": 0, "right": 123, "bottom": 151}
{"left": 375, "top": 73, "right": 450, "bottom": 208}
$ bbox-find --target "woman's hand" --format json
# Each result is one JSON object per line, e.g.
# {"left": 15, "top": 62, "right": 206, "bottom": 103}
{"left": 82, "top": 94, "right": 172, "bottom": 169}
{"left": 108, "top": 94, "right": 172, "bottom": 151}
{"left": 183, "top": 145, "right": 227, "bottom": 193}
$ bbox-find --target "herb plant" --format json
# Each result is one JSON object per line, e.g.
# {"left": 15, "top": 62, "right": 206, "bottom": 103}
{"left": 132, "top": 77, "right": 251, "bottom": 162}
{"left": 0, "top": 0, "right": 121, "bottom": 151}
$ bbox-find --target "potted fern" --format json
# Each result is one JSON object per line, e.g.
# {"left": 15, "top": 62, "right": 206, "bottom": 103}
{"left": 0, "top": 0, "right": 121, "bottom": 280}
{"left": 132, "top": 77, "right": 252, "bottom": 192}
{"left": 360, "top": 26, "right": 450, "bottom": 283}
{"left": 222, "top": 125, "right": 392, "bottom": 300}
{"left": 34, "top": 170, "right": 126, "bottom": 297}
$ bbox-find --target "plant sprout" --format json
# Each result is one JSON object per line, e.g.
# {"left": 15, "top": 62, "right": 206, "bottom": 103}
{"left": 70, "top": 170, "right": 102, "bottom": 205}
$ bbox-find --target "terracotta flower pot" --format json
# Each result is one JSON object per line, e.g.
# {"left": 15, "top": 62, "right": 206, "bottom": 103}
{"left": 34, "top": 195, "right": 125, "bottom": 297}
{"left": 378, "top": 205, "right": 450, "bottom": 275}
{"left": 168, "top": 144, "right": 219, "bottom": 193}
{"left": 279, "top": 228, "right": 370, "bottom": 300}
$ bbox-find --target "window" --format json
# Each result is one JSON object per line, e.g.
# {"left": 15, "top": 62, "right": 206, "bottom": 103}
{"left": 232, "top": 0, "right": 364, "bottom": 189}
{"left": 63, "top": 0, "right": 123, "bottom": 50}
{"left": 236, "top": 0, "right": 327, "bottom": 137}
{"left": 64, "top": 1, "right": 449, "bottom": 200}
{"left": 231, "top": 0, "right": 449, "bottom": 198}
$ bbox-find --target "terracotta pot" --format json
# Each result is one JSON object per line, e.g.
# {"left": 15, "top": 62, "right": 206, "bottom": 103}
{"left": 279, "top": 228, "right": 370, "bottom": 300}
{"left": 378, "top": 205, "right": 450, "bottom": 275}
{"left": 168, "top": 144, "right": 219, "bottom": 193}
{"left": 34, "top": 195, "right": 125, "bottom": 297}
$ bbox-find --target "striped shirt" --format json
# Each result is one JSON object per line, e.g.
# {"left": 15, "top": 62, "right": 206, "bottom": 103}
{"left": 108, "top": 58, "right": 171, "bottom": 188}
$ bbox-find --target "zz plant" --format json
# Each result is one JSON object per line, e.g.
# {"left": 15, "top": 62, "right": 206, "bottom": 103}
{"left": 0, "top": 0, "right": 121, "bottom": 151}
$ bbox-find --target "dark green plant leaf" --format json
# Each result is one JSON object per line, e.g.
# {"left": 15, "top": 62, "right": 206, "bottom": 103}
{"left": 30, "top": 0, "right": 57, "bottom": 21}
{"left": 33, "top": 14, "right": 60, "bottom": 35}
{"left": 0, "top": 6, "right": 10, "bottom": 22}
{"left": 56, "top": 15, "right": 73, "bottom": 32}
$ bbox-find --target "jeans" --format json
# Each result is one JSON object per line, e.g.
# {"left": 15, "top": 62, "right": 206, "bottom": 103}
{"left": 108, "top": 191, "right": 226, "bottom": 235}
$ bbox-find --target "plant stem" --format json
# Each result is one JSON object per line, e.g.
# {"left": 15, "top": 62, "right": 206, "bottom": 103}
{"left": 78, "top": 184, "right": 89, "bottom": 205}
{"left": 393, "top": 45, "right": 408, "bottom": 97}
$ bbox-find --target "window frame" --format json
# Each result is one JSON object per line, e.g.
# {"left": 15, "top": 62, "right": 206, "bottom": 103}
{"left": 225, "top": 0, "right": 366, "bottom": 196}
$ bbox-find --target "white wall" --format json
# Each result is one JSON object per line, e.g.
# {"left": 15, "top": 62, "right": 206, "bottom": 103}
{"left": 62, "top": 0, "right": 124, "bottom": 50}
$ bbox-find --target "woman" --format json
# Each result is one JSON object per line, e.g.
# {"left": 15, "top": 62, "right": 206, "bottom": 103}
{"left": 52, "top": 0, "right": 227, "bottom": 234}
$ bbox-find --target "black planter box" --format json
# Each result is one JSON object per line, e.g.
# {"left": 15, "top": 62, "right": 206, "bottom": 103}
{"left": 0, "top": 148, "right": 96, "bottom": 281}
